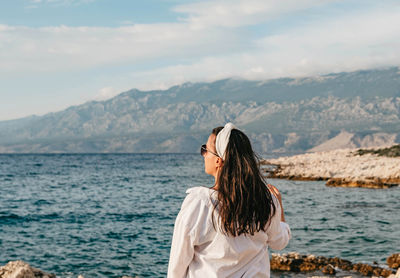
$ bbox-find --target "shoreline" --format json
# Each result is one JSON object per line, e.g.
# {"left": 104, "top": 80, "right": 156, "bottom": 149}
{"left": 1, "top": 253, "right": 399, "bottom": 278}
{"left": 262, "top": 147, "right": 400, "bottom": 189}
{"left": 271, "top": 252, "right": 400, "bottom": 277}
{"left": 266, "top": 173, "right": 400, "bottom": 189}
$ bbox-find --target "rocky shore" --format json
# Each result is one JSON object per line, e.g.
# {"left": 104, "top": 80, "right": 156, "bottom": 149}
{"left": 0, "top": 261, "right": 55, "bottom": 278}
{"left": 271, "top": 252, "right": 400, "bottom": 277}
{"left": 1, "top": 254, "right": 399, "bottom": 277}
{"left": 0, "top": 261, "right": 138, "bottom": 278}
{"left": 262, "top": 146, "right": 400, "bottom": 188}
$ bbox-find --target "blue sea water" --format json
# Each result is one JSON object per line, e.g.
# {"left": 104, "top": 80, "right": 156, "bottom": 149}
{"left": 0, "top": 154, "right": 399, "bottom": 278}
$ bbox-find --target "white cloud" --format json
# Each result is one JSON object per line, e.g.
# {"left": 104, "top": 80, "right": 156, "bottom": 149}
{"left": 95, "top": 86, "right": 120, "bottom": 100}
{"left": 174, "top": 0, "right": 336, "bottom": 29}
{"left": 118, "top": 6, "right": 400, "bottom": 90}
{"left": 1, "top": 0, "right": 399, "bottom": 90}
{"left": 1, "top": 0, "right": 342, "bottom": 75}
{"left": 0, "top": 22, "right": 241, "bottom": 73}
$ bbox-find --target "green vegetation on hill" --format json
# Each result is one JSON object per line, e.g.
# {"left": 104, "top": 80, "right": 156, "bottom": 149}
{"left": 356, "top": 144, "right": 400, "bottom": 157}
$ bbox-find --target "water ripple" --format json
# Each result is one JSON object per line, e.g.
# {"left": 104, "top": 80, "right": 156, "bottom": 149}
{"left": 0, "top": 154, "right": 399, "bottom": 278}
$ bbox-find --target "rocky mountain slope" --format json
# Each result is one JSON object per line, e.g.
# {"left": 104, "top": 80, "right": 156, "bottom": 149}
{"left": 1, "top": 67, "right": 400, "bottom": 153}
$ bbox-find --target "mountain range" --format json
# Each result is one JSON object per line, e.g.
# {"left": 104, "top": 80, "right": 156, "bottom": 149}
{"left": 1, "top": 67, "right": 400, "bottom": 154}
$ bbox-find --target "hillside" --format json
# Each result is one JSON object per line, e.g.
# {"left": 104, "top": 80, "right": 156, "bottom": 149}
{"left": 0, "top": 67, "right": 400, "bottom": 153}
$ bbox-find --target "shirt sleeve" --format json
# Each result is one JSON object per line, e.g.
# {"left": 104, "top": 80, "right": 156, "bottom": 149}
{"left": 167, "top": 191, "right": 206, "bottom": 278}
{"left": 266, "top": 197, "right": 291, "bottom": 250}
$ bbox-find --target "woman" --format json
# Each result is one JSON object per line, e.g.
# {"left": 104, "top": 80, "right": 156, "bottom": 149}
{"left": 168, "top": 123, "right": 291, "bottom": 278}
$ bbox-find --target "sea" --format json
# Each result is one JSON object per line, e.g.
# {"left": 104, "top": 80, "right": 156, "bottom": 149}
{"left": 0, "top": 154, "right": 399, "bottom": 278}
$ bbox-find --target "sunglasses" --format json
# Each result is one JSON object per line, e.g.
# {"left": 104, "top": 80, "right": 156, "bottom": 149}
{"left": 200, "top": 144, "right": 220, "bottom": 157}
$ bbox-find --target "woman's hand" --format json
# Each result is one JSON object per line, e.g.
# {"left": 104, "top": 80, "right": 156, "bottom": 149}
{"left": 267, "top": 184, "right": 285, "bottom": 222}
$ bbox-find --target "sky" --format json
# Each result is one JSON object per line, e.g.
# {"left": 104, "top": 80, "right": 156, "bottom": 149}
{"left": 1, "top": 0, "right": 400, "bottom": 121}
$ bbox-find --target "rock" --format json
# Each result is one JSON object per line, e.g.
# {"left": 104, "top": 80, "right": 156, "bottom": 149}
{"left": 322, "top": 264, "right": 336, "bottom": 275}
{"left": 353, "top": 263, "right": 374, "bottom": 276}
{"left": 387, "top": 268, "right": 400, "bottom": 278}
{"left": 379, "top": 268, "right": 396, "bottom": 277}
{"left": 326, "top": 177, "right": 398, "bottom": 189}
{"left": 326, "top": 256, "right": 352, "bottom": 270}
{"left": 270, "top": 253, "right": 396, "bottom": 277}
{"left": 262, "top": 148, "right": 400, "bottom": 189}
{"left": 388, "top": 254, "right": 400, "bottom": 269}
{"left": 0, "top": 261, "right": 55, "bottom": 278}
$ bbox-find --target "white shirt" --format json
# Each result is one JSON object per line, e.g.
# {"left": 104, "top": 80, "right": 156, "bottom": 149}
{"left": 168, "top": 186, "right": 291, "bottom": 278}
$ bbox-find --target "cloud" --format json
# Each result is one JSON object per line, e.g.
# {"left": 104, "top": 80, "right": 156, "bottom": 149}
{"left": 174, "top": 0, "right": 336, "bottom": 29}
{"left": 1, "top": 0, "right": 400, "bottom": 88}
{"left": 253, "top": 8, "right": 400, "bottom": 73}
{"left": 117, "top": 5, "right": 400, "bottom": 91}
{"left": 95, "top": 86, "right": 120, "bottom": 100}
{"left": 0, "top": 22, "right": 242, "bottom": 73}
{"left": 2, "top": 0, "right": 341, "bottom": 75}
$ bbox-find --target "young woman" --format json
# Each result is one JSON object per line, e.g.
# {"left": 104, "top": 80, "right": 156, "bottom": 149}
{"left": 168, "top": 123, "right": 291, "bottom": 278}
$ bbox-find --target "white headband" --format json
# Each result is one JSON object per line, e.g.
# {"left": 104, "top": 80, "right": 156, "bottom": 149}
{"left": 215, "top": 122, "right": 237, "bottom": 160}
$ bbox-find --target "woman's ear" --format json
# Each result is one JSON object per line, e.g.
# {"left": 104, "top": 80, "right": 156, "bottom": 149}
{"left": 216, "top": 157, "right": 224, "bottom": 168}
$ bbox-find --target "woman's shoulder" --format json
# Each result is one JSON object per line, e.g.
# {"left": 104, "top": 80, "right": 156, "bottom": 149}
{"left": 186, "top": 186, "right": 214, "bottom": 194}
{"left": 177, "top": 187, "right": 216, "bottom": 224}
{"left": 184, "top": 186, "right": 216, "bottom": 206}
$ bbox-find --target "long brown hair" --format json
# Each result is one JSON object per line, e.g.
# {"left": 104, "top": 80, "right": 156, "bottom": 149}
{"left": 211, "top": 126, "right": 276, "bottom": 236}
